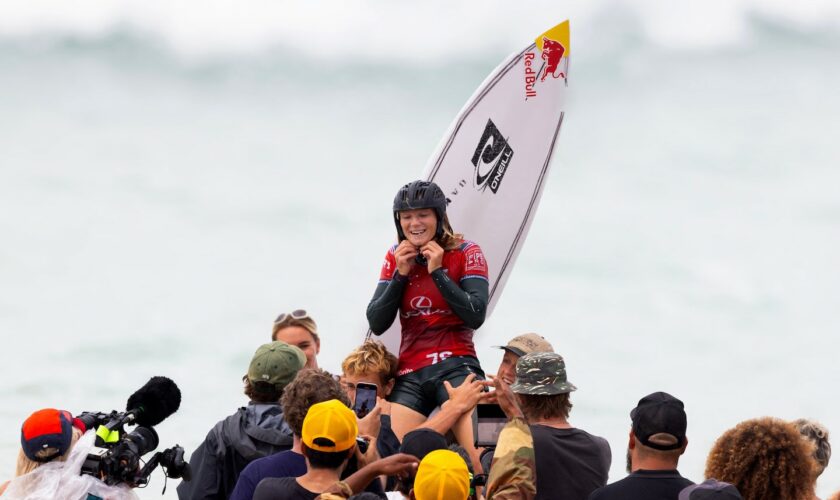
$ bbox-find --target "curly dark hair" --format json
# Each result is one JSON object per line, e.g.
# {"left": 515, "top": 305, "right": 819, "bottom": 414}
{"left": 705, "top": 417, "right": 816, "bottom": 500}
{"left": 280, "top": 368, "right": 350, "bottom": 437}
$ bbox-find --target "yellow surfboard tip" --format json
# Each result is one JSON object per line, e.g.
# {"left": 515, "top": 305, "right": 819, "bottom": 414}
{"left": 535, "top": 20, "right": 570, "bottom": 57}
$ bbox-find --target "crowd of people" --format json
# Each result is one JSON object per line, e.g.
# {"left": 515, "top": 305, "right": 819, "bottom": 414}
{"left": 1, "top": 180, "right": 836, "bottom": 499}
{"left": 3, "top": 326, "right": 836, "bottom": 500}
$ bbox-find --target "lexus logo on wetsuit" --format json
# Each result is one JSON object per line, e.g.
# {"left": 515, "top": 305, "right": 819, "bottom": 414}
{"left": 403, "top": 296, "right": 450, "bottom": 319}
{"left": 471, "top": 119, "right": 514, "bottom": 194}
{"left": 409, "top": 296, "right": 432, "bottom": 314}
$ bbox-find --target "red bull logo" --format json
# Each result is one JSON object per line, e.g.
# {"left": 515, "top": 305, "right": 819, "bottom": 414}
{"left": 540, "top": 37, "right": 566, "bottom": 81}
{"left": 524, "top": 20, "right": 570, "bottom": 99}
{"left": 524, "top": 53, "right": 537, "bottom": 98}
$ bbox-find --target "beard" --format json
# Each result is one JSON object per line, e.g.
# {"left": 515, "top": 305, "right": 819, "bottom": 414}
{"left": 626, "top": 448, "right": 632, "bottom": 474}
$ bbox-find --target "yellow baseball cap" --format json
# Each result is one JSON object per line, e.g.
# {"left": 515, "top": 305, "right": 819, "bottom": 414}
{"left": 301, "top": 399, "right": 358, "bottom": 452}
{"left": 413, "top": 449, "right": 470, "bottom": 500}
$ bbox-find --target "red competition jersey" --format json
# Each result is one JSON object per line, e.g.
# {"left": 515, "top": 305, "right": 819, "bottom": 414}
{"left": 378, "top": 241, "right": 489, "bottom": 374}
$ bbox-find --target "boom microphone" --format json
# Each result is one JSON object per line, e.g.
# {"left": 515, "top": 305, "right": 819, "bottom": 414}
{"left": 125, "top": 376, "right": 181, "bottom": 427}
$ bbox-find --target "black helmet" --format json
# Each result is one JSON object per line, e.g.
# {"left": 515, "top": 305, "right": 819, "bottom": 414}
{"left": 392, "top": 180, "right": 447, "bottom": 241}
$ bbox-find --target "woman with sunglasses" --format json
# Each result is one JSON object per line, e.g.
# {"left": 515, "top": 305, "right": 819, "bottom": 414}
{"left": 272, "top": 309, "right": 320, "bottom": 369}
{"left": 366, "top": 180, "right": 489, "bottom": 462}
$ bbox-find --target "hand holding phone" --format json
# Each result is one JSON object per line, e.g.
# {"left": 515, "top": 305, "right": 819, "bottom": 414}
{"left": 353, "top": 382, "right": 378, "bottom": 419}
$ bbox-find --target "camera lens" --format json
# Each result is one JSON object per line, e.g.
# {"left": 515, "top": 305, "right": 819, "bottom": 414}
{"left": 124, "top": 426, "right": 159, "bottom": 456}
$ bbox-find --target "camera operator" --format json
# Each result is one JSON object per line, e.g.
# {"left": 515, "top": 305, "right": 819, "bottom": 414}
{"left": 2, "top": 409, "right": 139, "bottom": 499}
{"left": 179, "top": 341, "right": 306, "bottom": 500}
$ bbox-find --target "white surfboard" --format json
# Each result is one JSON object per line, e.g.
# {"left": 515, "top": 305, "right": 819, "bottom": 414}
{"left": 372, "top": 21, "right": 571, "bottom": 354}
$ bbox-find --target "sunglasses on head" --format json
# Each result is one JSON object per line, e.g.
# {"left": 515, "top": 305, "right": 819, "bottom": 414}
{"left": 274, "top": 309, "right": 310, "bottom": 324}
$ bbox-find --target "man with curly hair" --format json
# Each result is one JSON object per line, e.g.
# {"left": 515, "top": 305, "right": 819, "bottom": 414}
{"left": 340, "top": 341, "right": 401, "bottom": 480}
{"left": 589, "top": 392, "right": 693, "bottom": 500}
{"left": 340, "top": 340, "right": 399, "bottom": 420}
{"left": 704, "top": 417, "right": 817, "bottom": 500}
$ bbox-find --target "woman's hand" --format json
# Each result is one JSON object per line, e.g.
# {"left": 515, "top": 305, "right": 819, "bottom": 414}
{"left": 394, "top": 241, "right": 419, "bottom": 276}
{"left": 421, "top": 241, "right": 444, "bottom": 272}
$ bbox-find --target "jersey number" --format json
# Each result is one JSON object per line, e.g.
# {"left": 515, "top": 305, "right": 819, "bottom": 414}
{"left": 426, "top": 351, "right": 453, "bottom": 364}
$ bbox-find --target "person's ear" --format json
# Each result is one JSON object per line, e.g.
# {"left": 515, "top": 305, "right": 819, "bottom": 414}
{"left": 679, "top": 437, "right": 688, "bottom": 455}
{"left": 384, "top": 378, "right": 396, "bottom": 397}
{"left": 409, "top": 491, "right": 416, "bottom": 500}
{"left": 628, "top": 429, "right": 636, "bottom": 450}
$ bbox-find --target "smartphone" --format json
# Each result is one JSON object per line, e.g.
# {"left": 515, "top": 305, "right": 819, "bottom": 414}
{"left": 474, "top": 403, "right": 507, "bottom": 448}
{"left": 353, "top": 382, "right": 378, "bottom": 419}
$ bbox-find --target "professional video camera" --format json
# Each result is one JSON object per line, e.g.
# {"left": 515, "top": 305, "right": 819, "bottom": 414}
{"left": 76, "top": 376, "right": 191, "bottom": 490}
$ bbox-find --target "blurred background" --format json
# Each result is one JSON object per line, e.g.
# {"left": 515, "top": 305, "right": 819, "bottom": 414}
{"left": 1, "top": 0, "right": 839, "bottom": 497}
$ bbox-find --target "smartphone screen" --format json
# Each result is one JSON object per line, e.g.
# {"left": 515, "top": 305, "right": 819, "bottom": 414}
{"left": 474, "top": 403, "right": 507, "bottom": 447}
{"left": 353, "top": 382, "right": 378, "bottom": 418}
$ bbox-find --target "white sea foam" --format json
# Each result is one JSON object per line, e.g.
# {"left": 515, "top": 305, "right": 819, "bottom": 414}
{"left": 0, "top": 0, "right": 839, "bottom": 61}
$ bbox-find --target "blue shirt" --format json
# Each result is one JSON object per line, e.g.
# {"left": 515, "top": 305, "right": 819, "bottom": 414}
{"left": 229, "top": 450, "right": 306, "bottom": 500}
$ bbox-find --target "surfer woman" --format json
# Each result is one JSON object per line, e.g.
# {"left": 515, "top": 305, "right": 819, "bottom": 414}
{"left": 366, "top": 180, "right": 489, "bottom": 455}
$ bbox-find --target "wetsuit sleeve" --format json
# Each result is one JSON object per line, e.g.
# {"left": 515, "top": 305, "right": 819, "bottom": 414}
{"left": 366, "top": 247, "right": 407, "bottom": 334}
{"left": 430, "top": 267, "right": 488, "bottom": 329}
{"left": 366, "top": 275, "right": 408, "bottom": 334}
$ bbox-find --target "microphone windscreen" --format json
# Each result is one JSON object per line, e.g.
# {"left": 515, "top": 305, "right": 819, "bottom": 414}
{"left": 126, "top": 376, "right": 181, "bottom": 427}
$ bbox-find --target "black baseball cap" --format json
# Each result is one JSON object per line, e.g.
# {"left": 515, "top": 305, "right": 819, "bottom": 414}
{"left": 630, "top": 391, "right": 687, "bottom": 451}
{"left": 400, "top": 428, "right": 448, "bottom": 460}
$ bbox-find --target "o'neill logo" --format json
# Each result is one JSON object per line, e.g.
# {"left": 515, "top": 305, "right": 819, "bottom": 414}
{"left": 471, "top": 119, "right": 513, "bottom": 194}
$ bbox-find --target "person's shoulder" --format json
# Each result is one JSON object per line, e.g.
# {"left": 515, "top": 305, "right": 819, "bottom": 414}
{"left": 456, "top": 240, "right": 482, "bottom": 252}
{"left": 532, "top": 426, "right": 611, "bottom": 450}
{"left": 572, "top": 427, "right": 611, "bottom": 446}
{"left": 587, "top": 476, "right": 633, "bottom": 500}
{"left": 254, "top": 476, "right": 297, "bottom": 494}
{"left": 238, "top": 452, "right": 270, "bottom": 478}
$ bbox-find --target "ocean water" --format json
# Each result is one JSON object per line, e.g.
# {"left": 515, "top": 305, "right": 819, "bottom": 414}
{"left": 1, "top": 1, "right": 839, "bottom": 498}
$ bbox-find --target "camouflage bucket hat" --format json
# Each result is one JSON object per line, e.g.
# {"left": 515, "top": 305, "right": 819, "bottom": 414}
{"left": 510, "top": 352, "right": 577, "bottom": 395}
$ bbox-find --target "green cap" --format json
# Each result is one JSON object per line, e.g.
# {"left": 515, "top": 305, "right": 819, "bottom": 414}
{"left": 248, "top": 341, "right": 306, "bottom": 389}
{"left": 510, "top": 352, "right": 577, "bottom": 396}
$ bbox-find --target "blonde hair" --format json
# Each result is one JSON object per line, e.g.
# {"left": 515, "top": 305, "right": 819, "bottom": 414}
{"left": 272, "top": 316, "right": 319, "bottom": 344}
{"left": 15, "top": 426, "right": 82, "bottom": 477}
{"left": 438, "top": 213, "right": 464, "bottom": 251}
{"left": 341, "top": 340, "right": 399, "bottom": 384}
